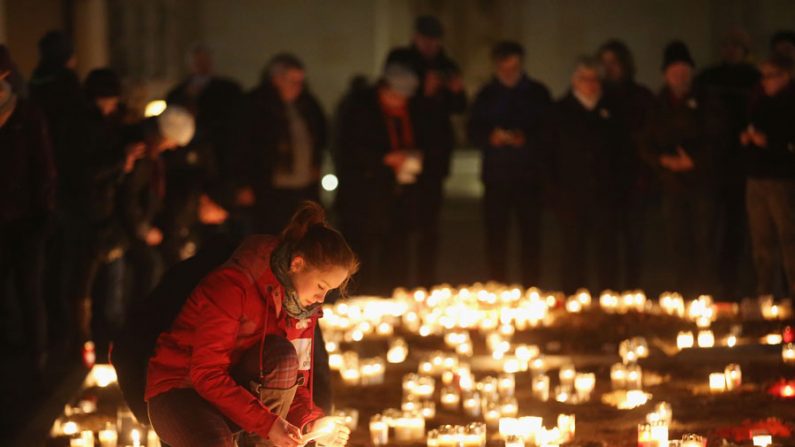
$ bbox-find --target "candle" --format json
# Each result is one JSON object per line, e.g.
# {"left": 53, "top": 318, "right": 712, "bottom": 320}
{"left": 70, "top": 439, "right": 86, "bottom": 447}
{"left": 611, "top": 363, "right": 627, "bottom": 389}
{"left": 724, "top": 364, "right": 741, "bottom": 390}
{"left": 462, "top": 392, "right": 481, "bottom": 417}
{"left": 500, "top": 397, "right": 519, "bottom": 417}
{"left": 421, "top": 401, "right": 436, "bottom": 420}
{"left": 783, "top": 343, "right": 795, "bottom": 364}
{"left": 574, "top": 372, "right": 596, "bottom": 401}
{"left": 63, "top": 421, "right": 80, "bottom": 436}
{"left": 637, "top": 422, "right": 668, "bottom": 447}
{"left": 554, "top": 385, "right": 571, "bottom": 403}
{"left": 530, "top": 355, "right": 547, "bottom": 373}
{"left": 626, "top": 364, "right": 642, "bottom": 389}
{"left": 360, "top": 358, "right": 385, "bottom": 385}
{"left": 484, "top": 402, "right": 501, "bottom": 429}
{"left": 653, "top": 402, "right": 672, "bottom": 425}
{"left": 370, "top": 415, "right": 388, "bottom": 446}
{"left": 709, "top": 372, "right": 726, "bottom": 393}
{"left": 532, "top": 374, "right": 550, "bottom": 401}
{"left": 681, "top": 434, "right": 706, "bottom": 447}
{"left": 98, "top": 427, "right": 118, "bottom": 447}
{"left": 440, "top": 386, "right": 460, "bottom": 410}
{"left": 559, "top": 364, "right": 576, "bottom": 387}
{"left": 387, "top": 338, "right": 408, "bottom": 364}
{"left": 677, "top": 331, "right": 695, "bottom": 350}
{"left": 518, "top": 416, "right": 543, "bottom": 444}
{"left": 498, "top": 373, "right": 516, "bottom": 397}
{"left": 466, "top": 423, "right": 486, "bottom": 447}
{"left": 146, "top": 429, "right": 160, "bottom": 447}
{"left": 504, "top": 435, "right": 525, "bottom": 447}
{"left": 340, "top": 366, "right": 360, "bottom": 385}
{"left": 413, "top": 376, "right": 435, "bottom": 399}
{"left": 393, "top": 412, "right": 425, "bottom": 443}
{"left": 557, "top": 414, "right": 575, "bottom": 442}
{"left": 566, "top": 297, "right": 583, "bottom": 313}
{"left": 752, "top": 433, "right": 772, "bottom": 447}
{"left": 697, "top": 330, "right": 715, "bottom": 348}
{"left": 81, "top": 431, "right": 95, "bottom": 447}
{"left": 503, "top": 356, "right": 521, "bottom": 374}
{"left": 329, "top": 353, "right": 344, "bottom": 370}
{"left": 131, "top": 429, "right": 141, "bottom": 447}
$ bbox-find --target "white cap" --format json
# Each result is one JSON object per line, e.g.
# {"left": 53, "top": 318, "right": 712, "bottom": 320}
{"left": 157, "top": 105, "right": 195, "bottom": 146}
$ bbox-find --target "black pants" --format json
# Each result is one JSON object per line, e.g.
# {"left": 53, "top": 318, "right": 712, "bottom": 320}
{"left": 416, "top": 178, "right": 445, "bottom": 288}
{"left": 662, "top": 188, "right": 718, "bottom": 296}
{"left": 558, "top": 199, "right": 620, "bottom": 294}
{"left": 0, "top": 219, "right": 48, "bottom": 370}
{"left": 148, "top": 335, "right": 301, "bottom": 447}
{"left": 483, "top": 181, "right": 542, "bottom": 285}
{"left": 746, "top": 178, "right": 795, "bottom": 297}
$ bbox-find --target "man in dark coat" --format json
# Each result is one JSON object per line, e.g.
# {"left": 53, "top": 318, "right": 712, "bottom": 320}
{"left": 391, "top": 15, "right": 467, "bottom": 287}
{"left": 640, "top": 41, "right": 725, "bottom": 296}
{"left": 546, "top": 57, "right": 625, "bottom": 294}
{"left": 598, "top": 39, "right": 657, "bottom": 290}
{"left": 468, "top": 41, "right": 551, "bottom": 286}
{"left": 0, "top": 66, "right": 57, "bottom": 377}
{"left": 696, "top": 28, "right": 761, "bottom": 300}
{"left": 240, "top": 53, "right": 327, "bottom": 235}
{"left": 334, "top": 51, "right": 422, "bottom": 294}
{"left": 740, "top": 55, "right": 795, "bottom": 298}
{"left": 166, "top": 44, "right": 244, "bottom": 212}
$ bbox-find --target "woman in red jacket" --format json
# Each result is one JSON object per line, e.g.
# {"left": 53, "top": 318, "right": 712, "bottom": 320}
{"left": 145, "top": 201, "right": 358, "bottom": 447}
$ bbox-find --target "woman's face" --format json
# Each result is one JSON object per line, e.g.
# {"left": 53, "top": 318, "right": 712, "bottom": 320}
{"left": 289, "top": 256, "right": 349, "bottom": 308}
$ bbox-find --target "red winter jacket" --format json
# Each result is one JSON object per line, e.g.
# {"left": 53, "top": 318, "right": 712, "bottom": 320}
{"left": 144, "top": 235, "right": 323, "bottom": 437}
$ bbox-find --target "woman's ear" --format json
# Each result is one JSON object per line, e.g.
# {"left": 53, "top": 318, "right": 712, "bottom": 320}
{"left": 290, "top": 255, "right": 305, "bottom": 273}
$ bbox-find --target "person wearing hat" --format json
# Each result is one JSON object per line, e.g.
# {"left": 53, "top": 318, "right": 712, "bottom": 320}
{"left": 640, "top": 41, "right": 726, "bottom": 296}
{"left": 468, "top": 41, "right": 552, "bottom": 286}
{"left": 334, "top": 49, "right": 425, "bottom": 294}
{"left": 696, "top": 27, "right": 760, "bottom": 300}
{"left": 740, "top": 55, "right": 795, "bottom": 298}
{"left": 385, "top": 15, "right": 466, "bottom": 288}
{"left": 0, "top": 60, "right": 57, "bottom": 379}
{"left": 120, "top": 106, "right": 196, "bottom": 304}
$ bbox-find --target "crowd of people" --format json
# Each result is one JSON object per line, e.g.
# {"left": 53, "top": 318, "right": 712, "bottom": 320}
{"left": 1, "top": 17, "right": 795, "bottom": 379}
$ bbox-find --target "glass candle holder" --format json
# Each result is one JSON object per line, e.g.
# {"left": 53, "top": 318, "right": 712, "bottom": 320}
{"left": 782, "top": 343, "right": 795, "bottom": 364}
{"left": 369, "top": 414, "right": 388, "bottom": 446}
{"left": 440, "top": 386, "right": 460, "bottom": 410}
{"left": 611, "top": 363, "right": 627, "bottom": 389}
{"left": 724, "top": 364, "right": 741, "bottom": 390}
{"left": 626, "top": 364, "right": 643, "bottom": 389}
{"left": 462, "top": 392, "right": 481, "bottom": 417}
{"left": 677, "top": 331, "right": 694, "bottom": 350}
{"left": 557, "top": 413, "right": 575, "bottom": 442}
{"left": 709, "top": 372, "right": 726, "bottom": 393}
{"left": 559, "top": 364, "right": 576, "bottom": 387}
{"left": 532, "top": 374, "right": 550, "bottom": 401}
{"left": 574, "top": 372, "right": 596, "bottom": 401}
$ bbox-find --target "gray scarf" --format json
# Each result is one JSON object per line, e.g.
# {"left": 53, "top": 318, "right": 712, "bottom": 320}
{"left": 270, "top": 241, "right": 322, "bottom": 320}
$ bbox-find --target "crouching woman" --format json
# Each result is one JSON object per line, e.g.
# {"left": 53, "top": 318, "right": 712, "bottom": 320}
{"left": 145, "top": 202, "right": 358, "bottom": 447}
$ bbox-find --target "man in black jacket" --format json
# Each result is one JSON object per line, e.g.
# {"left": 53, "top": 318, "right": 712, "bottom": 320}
{"left": 640, "top": 41, "right": 725, "bottom": 296}
{"left": 740, "top": 55, "right": 795, "bottom": 298}
{"left": 468, "top": 41, "right": 551, "bottom": 286}
{"left": 241, "top": 53, "right": 327, "bottom": 235}
{"left": 546, "top": 57, "right": 624, "bottom": 294}
{"left": 334, "top": 51, "right": 422, "bottom": 294}
{"left": 0, "top": 66, "right": 56, "bottom": 376}
{"left": 392, "top": 15, "right": 467, "bottom": 287}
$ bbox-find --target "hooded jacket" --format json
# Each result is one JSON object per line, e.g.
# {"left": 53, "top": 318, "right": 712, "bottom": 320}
{"left": 144, "top": 235, "right": 323, "bottom": 437}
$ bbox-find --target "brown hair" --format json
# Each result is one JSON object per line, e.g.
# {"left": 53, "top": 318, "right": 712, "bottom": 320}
{"left": 280, "top": 201, "right": 359, "bottom": 294}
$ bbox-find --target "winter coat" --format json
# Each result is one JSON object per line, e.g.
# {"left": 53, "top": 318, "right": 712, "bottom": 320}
{"left": 744, "top": 82, "right": 795, "bottom": 179}
{"left": 144, "top": 235, "right": 323, "bottom": 438}
{"left": 468, "top": 75, "right": 551, "bottom": 184}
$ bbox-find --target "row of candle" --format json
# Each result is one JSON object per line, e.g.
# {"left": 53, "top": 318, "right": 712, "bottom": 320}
{"left": 708, "top": 364, "right": 743, "bottom": 393}
{"left": 368, "top": 410, "right": 426, "bottom": 444}
{"left": 59, "top": 425, "right": 159, "bottom": 447}
{"left": 498, "top": 414, "right": 574, "bottom": 446}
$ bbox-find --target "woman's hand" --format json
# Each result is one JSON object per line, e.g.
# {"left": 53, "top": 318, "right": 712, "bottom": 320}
{"left": 268, "top": 417, "right": 303, "bottom": 447}
{"left": 305, "top": 417, "right": 351, "bottom": 447}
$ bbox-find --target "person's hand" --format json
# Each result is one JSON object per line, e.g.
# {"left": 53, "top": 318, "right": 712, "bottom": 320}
{"left": 674, "top": 146, "right": 694, "bottom": 171}
{"left": 198, "top": 194, "right": 228, "bottom": 225}
{"left": 424, "top": 71, "right": 443, "bottom": 97}
{"left": 489, "top": 128, "right": 508, "bottom": 147}
{"left": 305, "top": 417, "right": 350, "bottom": 447}
{"left": 123, "top": 142, "right": 146, "bottom": 173}
{"left": 235, "top": 186, "right": 255, "bottom": 207}
{"left": 383, "top": 150, "right": 407, "bottom": 169}
{"left": 268, "top": 417, "right": 303, "bottom": 447}
{"left": 145, "top": 227, "right": 163, "bottom": 246}
{"left": 749, "top": 129, "right": 768, "bottom": 148}
{"left": 508, "top": 130, "right": 526, "bottom": 147}
{"left": 740, "top": 129, "right": 751, "bottom": 146}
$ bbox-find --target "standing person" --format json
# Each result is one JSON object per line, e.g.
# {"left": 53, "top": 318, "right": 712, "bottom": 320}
{"left": 335, "top": 51, "right": 422, "bottom": 293}
{"left": 166, "top": 44, "right": 244, "bottom": 217}
{"left": 145, "top": 202, "right": 355, "bottom": 447}
{"left": 640, "top": 41, "right": 725, "bottom": 297}
{"left": 598, "top": 40, "right": 656, "bottom": 290}
{"left": 770, "top": 31, "right": 795, "bottom": 69}
{"left": 0, "top": 65, "right": 56, "bottom": 377}
{"left": 120, "top": 107, "right": 195, "bottom": 304}
{"left": 697, "top": 28, "right": 760, "bottom": 300}
{"left": 70, "top": 68, "right": 136, "bottom": 358}
{"left": 546, "top": 57, "right": 624, "bottom": 294}
{"left": 468, "top": 41, "right": 551, "bottom": 286}
{"left": 241, "top": 54, "right": 327, "bottom": 235}
{"left": 393, "top": 15, "right": 467, "bottom": 287}
{"left": 740, "top": 55, "right": 795, "bottom": 298}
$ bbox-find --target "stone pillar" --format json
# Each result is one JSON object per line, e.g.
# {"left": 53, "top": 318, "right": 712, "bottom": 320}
{"left": 73, "top": 0, "right": 109, "bottom": 76}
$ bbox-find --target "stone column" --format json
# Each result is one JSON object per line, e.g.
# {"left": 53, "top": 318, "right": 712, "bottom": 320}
{"left": 73, "top": 0, "right": 109, "bottom": 76}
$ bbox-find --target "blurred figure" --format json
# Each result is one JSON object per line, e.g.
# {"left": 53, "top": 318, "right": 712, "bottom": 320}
{"left": 241, "top": 53, "right": 327, "bottom": 234}
{"left": 392, "top": 15, "right": 467, "bottom": 287}
{"left": 770, "top": 30, "right": 795, "bottom": 69}
{"left": 166, "top": 43, "right": 244, "bottom": 217}
{"left": 68, "top": 69, "right": 135, "bottom": 357}
{"left": 120, "top": 107, "right": 195, "bottom": 304}
{"left": 697, "top": 28, "right": 760, "bottom": 300}
{"left": 545, "top": 57, "right": 624, "bottom": 294}
{"left": 640, "top": 41, "right": 725, "bottom": 296}
{"left": 0, "top": 45, "right": 26, "bottom": 96}
{"left": 598, "top": 40, "right": 656, "bottom": 290}
{"left": 740, "top": 55, "right": 795, "bottom": 298}
{"left": 0, "top": 54, "right": 56, "bottom": 377}
{"left": 335, "top": 51, "right": 422, "bottom": 293}
{"left": 468, "top": 41, "right": 551, "bottom": 285}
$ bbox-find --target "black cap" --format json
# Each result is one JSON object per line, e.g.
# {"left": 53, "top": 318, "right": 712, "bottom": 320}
{"left": 415, "top": 15, "right": 443, "bottom": 38}
{"left": 85, "top": 68, "right": 122, "bottom": 99}
{"left": 662, "top": 40, "right": 694, "bottom": 71}
{"left": 38, "top": 30, "right": 74, "bottom": 67}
